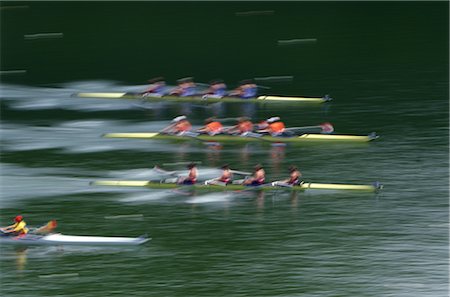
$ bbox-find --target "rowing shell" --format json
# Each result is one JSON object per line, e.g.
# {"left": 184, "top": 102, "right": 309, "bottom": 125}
{"left": 103, "top": 132, "right": 378, "bottom": 143}
{"left": 72, "top": 92, "right": 331, "bottom": 104}
{"left": 0, "top": 233, "right": 150, "bottom": 246}
{"left": 90, "top": 180, "right": 383, "bottom": 192}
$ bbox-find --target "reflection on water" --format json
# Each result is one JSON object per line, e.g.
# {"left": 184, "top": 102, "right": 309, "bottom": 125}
{"left": 14, "top": 247, "right": 28, "bottom": 272}
{"left": 269, "top": 144, "right": 286, "bottom": 174}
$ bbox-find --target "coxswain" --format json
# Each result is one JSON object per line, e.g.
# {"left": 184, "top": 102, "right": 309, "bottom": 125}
{"left": 203, "top": 79, "right": 228, "bottom": 98}
{"left": 257, "top": 117, "right": 286, "bottom": 136}
{"left": 161, "top": 115, "right": 192, "bottom": 135}
{"left": 1, "top": 215, "right": 29, "bottom": 237}
{"left": 197, "top": 118, "right": 223, "bottom": 135}
{"left": 229, "top": 79, "right": 258, "bottom": 99}
{"left": 142, "top": 77, "right": 167, "bottom": 97}
{"left": 225, "top": 117, "right": 254, "bottom": 135}
{"left": 169, "top": 77, "right": 198, "bottom": 97}
{"left": 177, "top": 163, "right": 198, "bottom": 185}
{"left": 243, "top": 164, "right": 266, "bottom": 186}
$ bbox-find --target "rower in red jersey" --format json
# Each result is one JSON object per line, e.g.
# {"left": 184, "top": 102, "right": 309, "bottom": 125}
{"left": 243, "top": 164, "right": 266, "bottom": 186}
{"left": 205, "top": 164, "right": 233, "bottom": 185}
{"left": 177, "top": 163, "right": 198, "bottom": 185}
{"left": 272, "top": 165, "right": 303, "bottom": 187}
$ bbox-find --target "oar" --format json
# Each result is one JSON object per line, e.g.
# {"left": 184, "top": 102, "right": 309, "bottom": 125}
{"left": 159, "top": 122, "right": 210, "bottom": 143}
{"left": 159, "top": 123, "right": 177, "bottom": 134}
{"left": 285, "top": 122, "right": 334, "bottom": 134}
{"left": 152, "top": 165, "right": 180, "bottom": 177}
{"left": 230, "top": 169, "right": 251, "bottom": 176}
{"left": 162, "top": 161, "right": 202, "bottom": 166}
{"left": 31, "top": 220, "right": 57, "bottom": 235}
{"left": 239, "top": 131, "right": 278, "bottom": 144}
{"left": 232, "top": 182, "right": 274, "bottom": 193}
{"left": 212, "top": 117, "right": 242, "bottom": 122}
{"left": 203, "top": 178, "right": 228, "bottom": 186}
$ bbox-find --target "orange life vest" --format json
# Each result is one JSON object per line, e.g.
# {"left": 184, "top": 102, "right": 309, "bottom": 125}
{"left": 269, "top": 122, "right": 285, "bottom": 133}
{"left": 175, "top": 121, "right": 192, "bottom": 132}
{"left": 206, "top": 121, "right": 223, "bottom": 133}
{"left": 238, "top": 121, "right": 254, "bottom": 133}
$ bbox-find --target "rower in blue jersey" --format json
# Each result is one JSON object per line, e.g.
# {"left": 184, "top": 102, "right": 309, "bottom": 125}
{"left": 170, "top": 77, "right": 198, "bottom": 97}
{"left": 229, "top": 79, "right": 258, "bottom": 99}
{"left": 203, "top": 79, "right": 228, "bottom": 98}
{"left": 142, "top": 77, "right": 168, "bottom": 97}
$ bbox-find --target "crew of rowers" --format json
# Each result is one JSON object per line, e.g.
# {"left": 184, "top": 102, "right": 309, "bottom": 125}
{"left": 175, "top": 163, "right": 302, "bottom": 187}
{"left": 142, "top": 77, "right": 258, "bottom": 99}
{"left": 162, "top": 115, "right": 288, "bottom": 137}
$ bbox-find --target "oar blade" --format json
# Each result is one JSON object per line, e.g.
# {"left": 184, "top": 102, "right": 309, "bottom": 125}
{"left": 320, "top": 122, "right": 334, "bottom": 134}
{"left": 33, "top": 220, "right": 58, "bottom": 235}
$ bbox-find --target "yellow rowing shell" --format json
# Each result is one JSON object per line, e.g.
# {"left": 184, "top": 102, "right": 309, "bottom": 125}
{"left": 73, "top": 93, "right": 331, "bottom": 104}
{"left": 102, "top": 132, "right": 378, "bottom": 143}
{"left": 90, "top": 180, "right": 382, "bottom": 192}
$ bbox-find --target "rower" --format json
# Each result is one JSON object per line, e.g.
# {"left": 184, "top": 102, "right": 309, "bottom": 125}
{"left": 177, "top": 163, "right": 198, "bottom": 185}
{"left": 255, "top": 119, "right": 269, "bottom": 130}
{"left": 257, "top": 117, "right": 286, "bottom": 136}
{"left": 225, "top": 117, "right": 254, "bottom": 135}
{"left": 272, "top": 166, "right": 303, "bottom": 187}
{"left": 203, "top": 79, "right": 228, "bottom": 98}
{"left": 229, "top": 79, "right": 258, "bottom": 99}
{"left": 243, "top": 164, "right": 266, "bottom": 186}
{"left": 197, "top": 118, "right": 223, "bottom": 135}
{"left": 142, "top": 77, "right": 167, "bottom": 97}
{"left": 1, "top": 215, "right": 29, "bottom": 237}
{"left": 169, "top": 77, "right": 198, "bottom": 97}
{"left": 205, "top": 164, "right": 233, "bottom": 185}
{"left": 161, "top": 115, "right": 192, "bottom": 135}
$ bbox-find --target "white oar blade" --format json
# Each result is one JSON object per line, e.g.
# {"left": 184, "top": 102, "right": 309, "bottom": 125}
{"left": 320, "top": 122, "right": 334, "bottom": 134}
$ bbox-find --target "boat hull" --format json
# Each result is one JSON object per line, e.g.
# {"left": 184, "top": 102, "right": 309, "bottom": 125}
{"left": 90, "top": 180, "right": 382, "bottom": 192}
{"left": 0, "top": 234, "right": 150, "bottom": 246}
{"left": 102, "top": 132, "right": 378, "bottom": 143}
{"left": 73, "top": 92, "right": 331, "bottom": 104}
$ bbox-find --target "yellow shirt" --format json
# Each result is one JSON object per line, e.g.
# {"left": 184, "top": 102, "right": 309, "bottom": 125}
{"left": 12, "top": 221, "right": 29, "bottom": 234}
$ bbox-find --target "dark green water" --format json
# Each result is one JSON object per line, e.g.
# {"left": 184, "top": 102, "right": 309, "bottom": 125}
{"left": 1, "top": 2, "right": 448, "bottom": 297}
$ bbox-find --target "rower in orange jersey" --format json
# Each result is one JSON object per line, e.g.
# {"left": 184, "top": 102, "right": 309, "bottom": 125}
{"left": 177, "top": 163, "right": 198, "bottom": 185}
{"left": 197, "top": 118, "right": 223, "bottom": 135}
{"left": 225, "top": 117, "right": 254, "bottom": 135}
{"left": 243, "top": 164, "right": 266, "bottom": 186}
{"left": 257, "top": 117, "right": 286, "bottom": 136}
{"left": 161, "top": 115, "right": 192, "bottom": 135}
